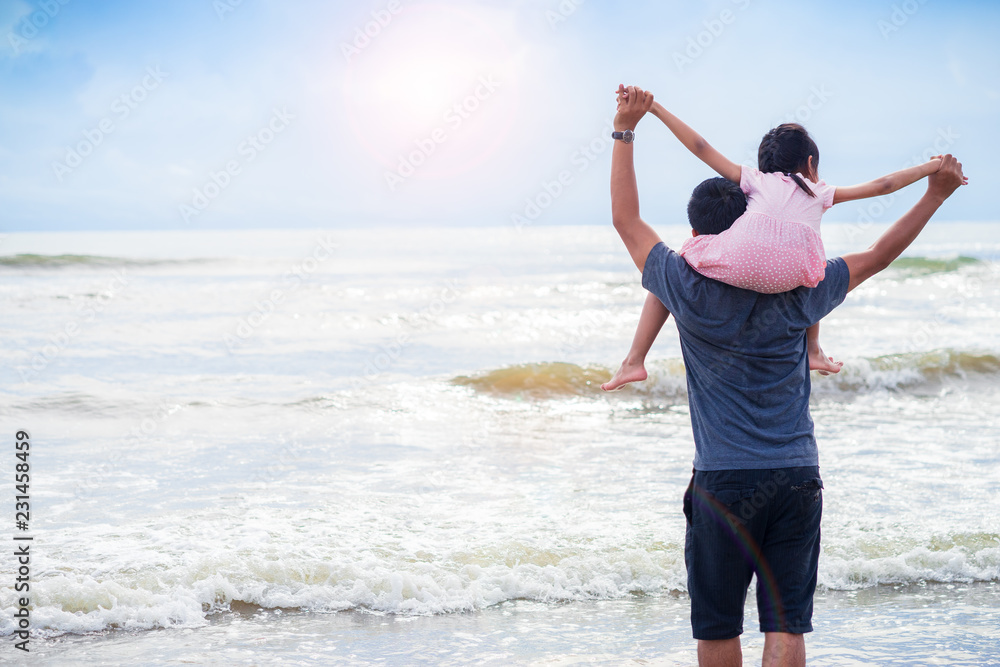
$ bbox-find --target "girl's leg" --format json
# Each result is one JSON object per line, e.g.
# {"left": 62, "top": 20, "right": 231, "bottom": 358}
{"left": 807, "top": 321, "right": 843, "bottom": 375}
{"left": 602, "top": 292, "right": 670, "bottom": 391}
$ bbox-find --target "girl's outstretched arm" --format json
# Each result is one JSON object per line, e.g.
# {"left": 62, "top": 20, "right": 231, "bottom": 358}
{"left": 649, "top": 101, "right": 742, "bottom": 184}
{"left": 832, "top": 157, "right": 966, "bottom": 205}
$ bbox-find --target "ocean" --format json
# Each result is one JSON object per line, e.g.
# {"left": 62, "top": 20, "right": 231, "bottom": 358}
{"left": 1, "top": 223, "right": 998, "bottom": 665}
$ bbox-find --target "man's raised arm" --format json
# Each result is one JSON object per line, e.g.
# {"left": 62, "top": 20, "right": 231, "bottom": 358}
{"left": 611, "top": 85, "right": 662, "bottom": 272}
{"left": 843, "top": 154, "right": 966, "bottom": 292}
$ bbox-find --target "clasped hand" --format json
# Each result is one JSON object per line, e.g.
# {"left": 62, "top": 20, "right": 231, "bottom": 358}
{"left": 614, "top": 84, "right": 654, "bottom": 132}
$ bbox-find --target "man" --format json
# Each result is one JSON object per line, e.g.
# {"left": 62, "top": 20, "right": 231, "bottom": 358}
{"left": 609, "top": 86, "right": 966, "bottom": 667}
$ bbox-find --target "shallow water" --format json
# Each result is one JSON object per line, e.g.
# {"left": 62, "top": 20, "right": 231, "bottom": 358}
{"left": 1, "top": 224, "right": 998, "bottom": 663}
{"left": 18, "top": 584, "right": 1000, "bottom": 665}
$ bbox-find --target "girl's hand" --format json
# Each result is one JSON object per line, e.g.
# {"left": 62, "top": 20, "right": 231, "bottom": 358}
{"left": 928, "top": 155, "right": 967, "bottom": 183}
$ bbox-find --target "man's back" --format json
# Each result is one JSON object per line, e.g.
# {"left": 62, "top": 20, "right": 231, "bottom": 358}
{"left": 642, "top": 242, "right": 849, "bottom": 471}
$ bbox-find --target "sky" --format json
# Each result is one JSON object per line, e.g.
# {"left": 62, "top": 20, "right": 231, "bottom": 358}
{"left": 0, "top": 0, "right": 998, "bottom": 231}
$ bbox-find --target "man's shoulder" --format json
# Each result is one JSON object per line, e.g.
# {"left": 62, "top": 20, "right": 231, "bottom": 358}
{"left": 644, "top": 242, "right": 760, "bottom": 295}
{"left": 826, "top": 256, "right": 849, "bottom": 278}
{"left": 768, "top": 257, "right": 850, "bottom": 321}
{"left": 643, "top": 243, "right": 849, "bottom": 298}
{"left": 804, "top": 257, "right": 849, "bottom": 302}
{"left": 645, "top": 242, "right": 716, "bottom": 284}
{"left": 643, "top": 242, "right": 705, "bottom": 293}
{"left": 642, "top": 242, "right": 761, "bottom": 322}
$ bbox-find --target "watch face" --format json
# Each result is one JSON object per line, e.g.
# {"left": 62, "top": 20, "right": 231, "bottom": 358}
{"left": 623, "top": 130, "right": 634, "bottom": 143}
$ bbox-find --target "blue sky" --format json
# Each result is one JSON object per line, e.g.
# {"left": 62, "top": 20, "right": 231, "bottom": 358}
{"left": 1, "top": 0, "right": 997, "bottom": 231}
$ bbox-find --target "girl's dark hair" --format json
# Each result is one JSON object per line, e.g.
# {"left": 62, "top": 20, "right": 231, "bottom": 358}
{"left": 757, "top": 123, "right": 819, "bottom": 198}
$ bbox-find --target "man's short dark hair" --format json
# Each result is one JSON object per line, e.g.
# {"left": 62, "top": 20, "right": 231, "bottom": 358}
{"left": 687, "top": 177, "right": 747, "bottom": 235}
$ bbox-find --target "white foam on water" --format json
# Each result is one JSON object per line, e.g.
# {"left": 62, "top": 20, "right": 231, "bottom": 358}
{"left": 0, "top": 534, "right": 685, "bottom": 636}
{"left": 3, "top": 515, "right": 997, "bottom": 637}
{"left": 820, "top": 543, "right": 1000, "bottom": 590}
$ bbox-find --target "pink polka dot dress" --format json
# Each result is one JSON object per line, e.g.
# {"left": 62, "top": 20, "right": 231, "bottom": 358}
{"left": 680, "top": 167, "right": 835, "bottom": 294}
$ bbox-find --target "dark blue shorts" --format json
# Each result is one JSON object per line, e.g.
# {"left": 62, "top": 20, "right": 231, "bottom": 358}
{"left": 684, "top": 466, "right": 823, "bottom": 640}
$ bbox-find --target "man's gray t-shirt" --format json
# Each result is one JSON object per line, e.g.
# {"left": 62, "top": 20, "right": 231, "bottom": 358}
{"left": 641, "top": 242, "right": 850, "bottom": 471}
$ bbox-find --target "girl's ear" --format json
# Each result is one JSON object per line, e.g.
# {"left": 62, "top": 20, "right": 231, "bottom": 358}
{"left": 806, "top": 155, "right": 817, "bottom": 181}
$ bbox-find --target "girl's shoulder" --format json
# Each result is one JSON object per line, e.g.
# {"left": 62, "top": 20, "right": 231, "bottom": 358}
{"left": 743, "top": 169, "right": 836, "bottom": 212}
{"left": 805, "top": 176, "right": 837, "bottom": 209}
{"left": 739, "top": 165, "right": 764, "bottom": 193}
{"left": 741, "top": 167, "right": 801, "bottom": 195}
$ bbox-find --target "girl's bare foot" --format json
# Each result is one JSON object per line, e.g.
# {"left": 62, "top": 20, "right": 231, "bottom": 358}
{"left": 602, "top": 359, "right": 647, "bottom": 391}
{"left": 809, "top": 346, "right": 843, "bottom": 375}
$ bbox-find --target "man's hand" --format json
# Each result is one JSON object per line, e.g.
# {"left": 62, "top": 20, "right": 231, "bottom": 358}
{"left": 927, "top": 154, "right": 968, "bottom": 202}
{"left": 614, "top": 84, "right": 654, "bottom": 132}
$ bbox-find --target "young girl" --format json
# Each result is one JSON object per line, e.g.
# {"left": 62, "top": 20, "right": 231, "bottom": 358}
{"left": 602, "top": 88, "right": 951, "bottom": 391}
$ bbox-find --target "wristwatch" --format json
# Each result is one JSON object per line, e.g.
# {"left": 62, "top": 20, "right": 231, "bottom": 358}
{"left": 611, "top": 129, "right": 635, "bottom": 144}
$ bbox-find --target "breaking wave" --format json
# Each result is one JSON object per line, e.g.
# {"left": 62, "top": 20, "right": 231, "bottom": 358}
{"left": 1, "top": 529, "right": 994, "bottom": 637}
{"left": 452, "top": 350, "right": 1000, "bottom": 402}
{"left": 0, "top": 254, "right": 211, "bottom": 268}
{"left": 886, "top": 255, "right": 984, "bottom": 276}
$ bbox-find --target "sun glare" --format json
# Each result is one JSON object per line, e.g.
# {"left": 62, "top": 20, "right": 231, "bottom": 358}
{"left": 369, "top": 56, "right": 461, "bottom": 123}
{"left": 344, "top": 4, "right": 519, "bottom": 182}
